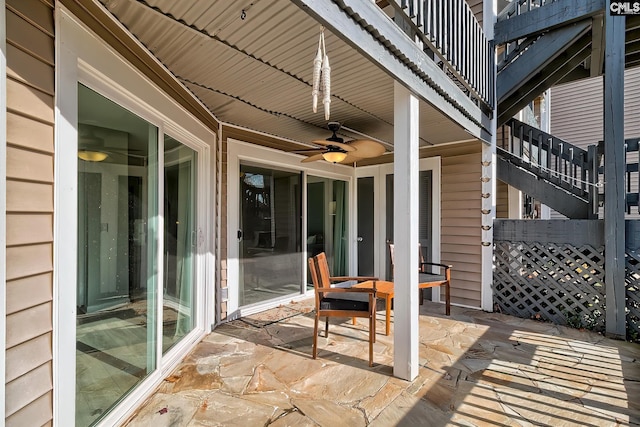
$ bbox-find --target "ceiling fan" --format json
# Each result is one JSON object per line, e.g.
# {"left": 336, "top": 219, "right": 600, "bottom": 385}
{"left": 78, "top": 124, "right": 146, "bottom": 164}
{"left": 293, "top": 122, "right": 386, "bottom": 164}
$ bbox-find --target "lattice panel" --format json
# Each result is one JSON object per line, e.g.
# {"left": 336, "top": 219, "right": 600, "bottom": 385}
{"left": 493, "top": 241, "right": 606, "bottom": 331}
{"left": 626, "top": 251, "right": 640, "bottom": 341}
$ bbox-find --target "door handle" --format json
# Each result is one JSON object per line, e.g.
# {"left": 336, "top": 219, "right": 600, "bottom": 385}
{"left": 357, "top": 236, "right": 363, "bottom": 242}
{"left": 237, "top": 229, "right": 243, "bottom": 241}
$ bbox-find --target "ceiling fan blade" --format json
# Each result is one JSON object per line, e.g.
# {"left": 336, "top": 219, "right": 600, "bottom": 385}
{"left": 301, "top": 153, "right": 326, "bottom": 163}
{"left": 290, "top": 148, "right": 325, "bottom": 155}
{"left": 311, "top": 139, "right": 356, "bottom": 152}
{"left": 347, "top": 139, "right": 386, "bottom": 158}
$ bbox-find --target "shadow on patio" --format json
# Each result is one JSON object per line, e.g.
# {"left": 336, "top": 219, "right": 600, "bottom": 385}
{"left": 124, "top": 299, "right": 640, "bottom": 426}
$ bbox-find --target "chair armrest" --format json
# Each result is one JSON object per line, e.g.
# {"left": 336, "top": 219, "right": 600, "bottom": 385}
{"left": 419, "top": 262, "right": 451, "bottom": 280}
{"left": 330, "top": 276, "right": 378, "bottom": 282}
{"left": 315, "top": 286, "right": 376, "bottom": 294}
{"left": 419, "top": 262, "right": 451, "bottom": 270}
{"left": 315, "top": 284, "right": 377, "bottom": 298}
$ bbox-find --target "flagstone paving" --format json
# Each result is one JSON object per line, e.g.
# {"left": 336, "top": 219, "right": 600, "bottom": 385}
{"left": 125, "top": 299, "right": 640, "bottom": 426}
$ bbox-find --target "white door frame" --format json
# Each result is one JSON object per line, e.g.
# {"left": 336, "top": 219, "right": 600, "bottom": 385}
{"left": 354, "top": 157, "right": 441, "bottom": 298}
{"left": 55, "top": 6, "right": 216, "bottom": 425}
{"left": 0, "top": 0, "right": 7, "bottom": 421}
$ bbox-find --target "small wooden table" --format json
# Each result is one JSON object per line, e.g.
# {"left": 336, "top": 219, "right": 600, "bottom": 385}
{"left": 353, "top": 280, "right": 395, "bottom": 336}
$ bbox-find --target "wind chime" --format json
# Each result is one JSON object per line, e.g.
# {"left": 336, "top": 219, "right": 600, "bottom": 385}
{"left": 312, "top": 27, "right": 331, "bottom": 120}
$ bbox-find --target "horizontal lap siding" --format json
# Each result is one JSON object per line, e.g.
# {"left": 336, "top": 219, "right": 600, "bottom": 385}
{"left": 551, "top": 67, "right": 640, "bottom": 219}
{"left": 5, "top": 0, "right": 55, "bottom": 424}
{"left": 496, "top": 180, "right": 509, "bottom": 218}
{"left": 422, "top": 142, "right": 482, "bottom": 307}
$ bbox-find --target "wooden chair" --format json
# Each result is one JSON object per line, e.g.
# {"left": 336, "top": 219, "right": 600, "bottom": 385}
{"left": 308, "top": 252, "right": 378, "bottom": 366}
{"left": 388, "top": 243, "right": 451, "bottom": 315}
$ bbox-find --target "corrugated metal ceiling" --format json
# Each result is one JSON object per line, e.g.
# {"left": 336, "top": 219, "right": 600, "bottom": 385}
{"left": 99, "top": 0, "right": 475, "bottom": 151}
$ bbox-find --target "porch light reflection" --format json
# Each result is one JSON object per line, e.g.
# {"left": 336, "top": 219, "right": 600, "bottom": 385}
{"left": 77, "top": 150, "right": 108, "bottom": 162}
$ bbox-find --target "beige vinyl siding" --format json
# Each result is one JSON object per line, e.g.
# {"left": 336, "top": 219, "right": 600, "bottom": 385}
{"left": 551, "top": 66, "right": 640, "bottom": 145}
{"left": 5, "top": 0, "right": 55, "bottom": 424}
{"left": 551, "top": 66, "right": 640, "bottom": 219}
{"left": 422, "top": 142, "right": 483, "bottom": 308}
{"left": 496, "top": 180, "right": 509, "bottom": 218}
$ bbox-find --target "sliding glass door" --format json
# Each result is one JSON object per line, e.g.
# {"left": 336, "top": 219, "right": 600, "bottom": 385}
{"left": 76, "top": 84, "right": 202, "bottom": 425}
{"left": 76, "top": 84, "right": 159, "bottom": 426}
{"left": 239, "top": 164, "right": 302, "bottom": 306}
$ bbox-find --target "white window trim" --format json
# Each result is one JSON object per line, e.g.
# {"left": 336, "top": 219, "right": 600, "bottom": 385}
{"left": 226, "top": 138, "right": 355, "bottom": 319}
{"left": 354, "top": 157, "right": 442, "bottom": 300}
{"left": 55, "top": 6, "right": 216, "bottom": 425}
{"left": 0, "top": 0, "right": 7, "bottom": 423}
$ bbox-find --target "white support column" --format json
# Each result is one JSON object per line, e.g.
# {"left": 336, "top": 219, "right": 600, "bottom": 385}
{"left": 540, "top": 89, "right": 551, "bottom": 219}
{"left": 393, "top": 82, "right": 419, "bottom": 381}
{"left": 481, "top": 144, "right": 497, "bottom": 312}
{"left": 481, "top": 0, "right": 498, "bottom": 312}
{"left": 507, "top": 185, "right": 522, "bottom": 219}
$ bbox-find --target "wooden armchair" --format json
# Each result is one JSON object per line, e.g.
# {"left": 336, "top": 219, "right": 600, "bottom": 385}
{"left": 389, "top": 243, "right": 451, "bottom": 315}
{"left": 308, "top": 252, "right": 378, "bottom": 366}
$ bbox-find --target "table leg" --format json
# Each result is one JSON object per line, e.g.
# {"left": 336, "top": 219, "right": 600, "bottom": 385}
{"left": 385, "top": 295, "right": 391, "bottom": 335}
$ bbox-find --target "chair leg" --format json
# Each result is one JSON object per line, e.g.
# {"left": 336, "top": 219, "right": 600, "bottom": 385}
{"left": 369, "top": 313, "right": 374, "bottom": 367}
{"left": 419, "top": 288, "right": 424, "bottom": 305}
{"left": 372, "top": 309, "right": 376, "bottom": 343}
{"left": 445, "top": 282, "right": 451, "bottom": 316}
{"left": 325, "top": 317, "right": 329, "bottom": 337}
{"left": 313, "top": 313, "right": 319, "bottom": 359}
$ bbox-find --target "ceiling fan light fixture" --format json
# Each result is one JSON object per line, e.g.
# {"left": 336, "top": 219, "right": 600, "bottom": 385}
{"left": 78, "top": 150, "right": 108, "bottom": 162}
{"left": 322, "top": 151, "right": 347, "bottom": 163}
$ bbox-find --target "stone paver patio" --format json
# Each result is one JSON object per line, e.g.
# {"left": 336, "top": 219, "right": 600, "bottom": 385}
{"left": 125, "top": 299, "right": 640, "bottom": 426}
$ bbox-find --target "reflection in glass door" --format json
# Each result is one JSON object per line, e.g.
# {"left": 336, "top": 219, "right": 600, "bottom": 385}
{"left": 239, "top": 165, "right": 302, "bottom": 306}
{"left": 307, "top": 176, "right": 349, "bottom": 278}
{"left": 162, "top": 136, "right": 197, "bottom": 353}
{"left": 76, "top": 84, "right": 158, "bottom": 426}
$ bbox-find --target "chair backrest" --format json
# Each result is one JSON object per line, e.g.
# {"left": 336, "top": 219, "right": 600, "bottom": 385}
{"left": 388, "top": 242, "right": 425, "bottom": 274}
{"left": 308, "top": 252, "right": 332, "bottom": 299}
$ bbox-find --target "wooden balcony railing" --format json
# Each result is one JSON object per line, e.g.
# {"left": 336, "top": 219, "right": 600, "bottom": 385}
{"left": 387, "top": 0, "right": 494, "bottom": 109}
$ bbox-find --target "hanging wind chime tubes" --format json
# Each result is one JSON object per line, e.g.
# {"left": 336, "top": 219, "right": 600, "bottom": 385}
{"left": 312, "top": 27, "right": 331, "bottom": 120}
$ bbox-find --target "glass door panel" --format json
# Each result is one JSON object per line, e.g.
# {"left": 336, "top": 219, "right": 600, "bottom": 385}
{"left": 357, "top": 177, "right": 375, "bottom": 276}
{"left": 307, "top": 176, "right": 349, "bottom": 279}
{"left": 239, "top": 164, "right": 302, "bottom": 306}
{"left": 162, "top": 136, "right": 197, "bottom": 353}
{"left": 76, "top": 84, "right": 158, "bottom": 426}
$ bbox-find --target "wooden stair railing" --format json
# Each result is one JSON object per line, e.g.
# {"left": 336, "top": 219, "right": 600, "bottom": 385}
{"left": 498, "top": 118, "right": 600, "bottom": 218}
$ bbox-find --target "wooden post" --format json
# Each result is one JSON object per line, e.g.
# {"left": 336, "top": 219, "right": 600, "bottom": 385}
{"left": 604, "top": 11, "right": 626, "bottom": 339}
{"left": 393, "top": 81, "right": 419, "bottom": 381}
